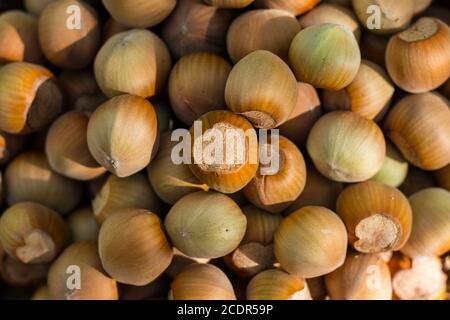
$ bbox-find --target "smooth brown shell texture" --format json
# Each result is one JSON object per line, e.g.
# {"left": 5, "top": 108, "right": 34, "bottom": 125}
{"left": 337, "top": 181, "right": 413, "bottom": 253}
{"left": 92, "top": 173, "right": 161, "bottom": 224}
{"left": 384, "top": 93, "right": 450, "bottom": 170}
{"left": 98, "top": 208, "right": 173, "bottom": 286}
{"left": 307, "top": 111, "right": 386, "bottom": 182}
{"left": 48, "top": 241, "right": 118, "bottom": 300}
{"left": 5, "top": 151, "right": 82, "bottom": 214}
{"left": 325, "top": 251, "right": 393, "bottom": 300}
{"left": 401, "top": 188, "right": 450, "bottom": 258}
{"left": 46, "top": 111, "right": 106, "bottom": 181}
{"left": 165, "top": 191, "right": 247, "bottom": 259}
{"left": 168, "top": 52, "right": 231, "bottom": 125}
{"left": 247, "top": 269, "right": 311, "bottom": 300}
{"left": 386, "top": 18, "right": 450, "bottom": 93}
{"left": 171, "top": 264, "right": 236, "bottom": 300}
{"left": 227, "top": 9, "right": 301, "bottom": 63}
{"left": 102, "top": 0, "right": 176, "bottom": 28}
{"left": 279, "top": 82, "right": 322, "bottom": 147}
{"left": 161, "top": 0, "right": 234, "bottom": 59}
{"left": 205, "top": 0, "right": 254, "bottom": 8}
{"left": 87, "top": 94, "right": 158, "bottom": 177}
{"left": 147, "top": 133, "right": 209, "bottom": 205}
{"left": 225, "top": 50, "right": 298, "bottom": 129}
{"left": 243, "top": 135, "right": 307, "bottom": 213}
{"left": 322, "top": 60, "right": 394, "bottom": 120}
{"left": 255, "top": 0, "right": 320, "bottom": 15}
{"left": 352, "top": 0, "right": 414, "bottom": 35}
{"left": 188, "top": 110, "right": 259, "bottom": 194}
{"left": 0, "top": 10, "right": 43, "bottom": 63}
{"left": 298, "top": 4, "right": 361, "bottom": 41}
{"left": 274, "top": 206, "right": 348, "bottom": 278}
{"left": 0, "top": 62, "right": 63, "bottom": 134}
{"left": 38, "top": 0, "right": 101, "bottom": 69}
{"left": 94, "top": 29, "right": 171, "bottom": 98}
{"left": 0, "top": 202, "right": 69, "bottom": 264}
{"left": 67, "top": 207, "right": 99, "bottom": 243}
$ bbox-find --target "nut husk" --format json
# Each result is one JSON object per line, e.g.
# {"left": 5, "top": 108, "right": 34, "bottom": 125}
{"left": 5, "top": 151, "right": 82, "bottom": 214}
{"left": 165, "top": 191, "right": 247, "bottom": 259}
{"left": 386, "top": 18, "right": 450, "bottom": 93}
{"left": 0, "top": 62, "right": 63, "bottom": 134}
{"left": 274, "top": 206, "right": 348, "bottom": 278}
{"left": 289, "top": 24, "right": 361, "bottom": 90}
{"left": 161, "top": 0, "right": 234, "bottom": 59}
{"left": 147, "top": 133, "right": 209, "bottom": 205}
{"left": 87, "top": 94, "right": 158, "bottom": 177}
{"left": 298, "top": 3, "right": 361, "bottom": 41}
{"left": 336, "top": 181, "right": 413, "bottom": 253}
{"left": 225, "top": 50, "right": 298, "bottom": 129}
{"left": 307, "top": 111, "right": 386, "bottom": 182}
{"left": 67, "top": 207, "right": 99, "bottom": 242}
{"left": 278, "top": 82, "right": 322, "bottom": 147}
{"left": 247, "top": 269, "right": 312, "bottom": 300}
{"left": 168, "top": 52, "right": 231, "bottom": 125}
{"left": 384, "top": 92, "right": 450, "bottom": 171}
{"left": 171, "top": 263, "right": 236, "bottom": 300}
{"left": 92, "top": 173, "right": 161, "bottom": 224}
{"left": 99, "top": 208, "right": 173, "bottom": 286}
{"left": 0, "top": 10, "right": 43, "bottom": 63}
{"left": 94, "top": 29, "right": 171, "bottom": 98}
{"left": 227, "top": 9, "right": 301, "bottom": 63}
{"left": 46, "top": 111, "right": 106, "bottom": 181}
{"left": 325, "top": 251, "right": 393, "bottom": 300}
{"left": 243, "top": 135, "right": 307, "bottom": 213}
{"left": 401, "top": 188, "right": 450, "bottom": 258}
{"left": 322, "top": 60, "right": 394, "bottom": 120}
{"left": 255, "top": 0, "right": 320, "bottom": 15}
{"left": 0, "top": 202, "right": 69, "bottom": 264}
{"left": 38, "top": 0, "right": 101, "bottom": 69}
{"left": 188, "top": 110, "right": 259, "bottom": 194}
{"left": 48, "top": 241, "right": 118, "bottom": 300}
{"left": 102, "top": 0, "right": 176, "bottom": 28}
{"left": 352, "top": 0, "right": 414, "bottom": 35}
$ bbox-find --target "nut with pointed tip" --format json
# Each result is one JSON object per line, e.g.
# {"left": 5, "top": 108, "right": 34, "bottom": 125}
{"left": 0, "top": 62, "right": 63, "bottom": 134}
{"left": 384, "top": 93, "right": 450, "bottom": 171}
{"left": 99, "top": 208, "right": 173, "bottom": 286}
{"left": 0, "top": 10, "right": 43, "bottom": 63}
{"left": 147, "top": 133, "right": 209, "bottom": 205}
{"left": 225, "top": 50, "right": 298, "bottom": 129}
{"left": 170, "top": 264, "right": 236, "bottom": 300}
{"left": 274, "top": 206, "right": 348, "bottom": 278}
{"left": 102, "top": 0, "right": 175, "bottom": 28}
{"left": 48, "top": 241, "right": 118, "bottom": 300}
{"left": 46, "top": 111, "right": 106, "bottom": 181}
{"left": 337, "top": 181, "right": 412, "bottom": 253}
{"left": 94, "top": 29, "right": 171, "bottom": 98}
{"left": 401, "top": 188, "right": 450, "bottom": 258}
{"left": 289, "top": 24, "right": 361, "bottom": 91}
{"left": 227, "top": 9, "right": 301, "bottom": 63}
{"left": 188, "top": 110, "right": 259, "bottom": 194}
{"left": 386, "top": 18, "right": 450, "bottom": 93}
{"left": 5, "top": 151, "right": 82, "bottom": 214}
{"left": 92, "top": 173, "right": 161, "bottom": 224}
{"left": 67, "top": 207, "right": 99, "bottom": 243}
{"left": 247, "top": 269, "right": 312, "bottom": 300}
{"left": 322, "top": 60, "right": 394, "bottom": 120}
{"left": 243, "top": 135, "right": 306, "bottom": 213}
{"left": 38, "top": 0, "right": 101, "bottom": 69}
{"left": 307, "top": 111, "right": 386, "bottom": 183}
{"left": 352, "top": 0, "right": 414, "bottom": 35}
{"left": 255, "top": 0, "right": 320, "bottom": 15}
{"left": 87, "top": 95, "right": 159, "bottom": 177}
{"left": 371, "top": 142, "right": 409, "bottom": 188}
{"left": 0, "top": 202, "right": 69, "bottom": 264}
{"left": 168, "top": 52, "right": 231, "bottom": 125}
{"left": 165, "top": 191, "right": 247, "bottom": 259}
{"left": 325, "top": 251, "right": 393, "bottom": 300}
